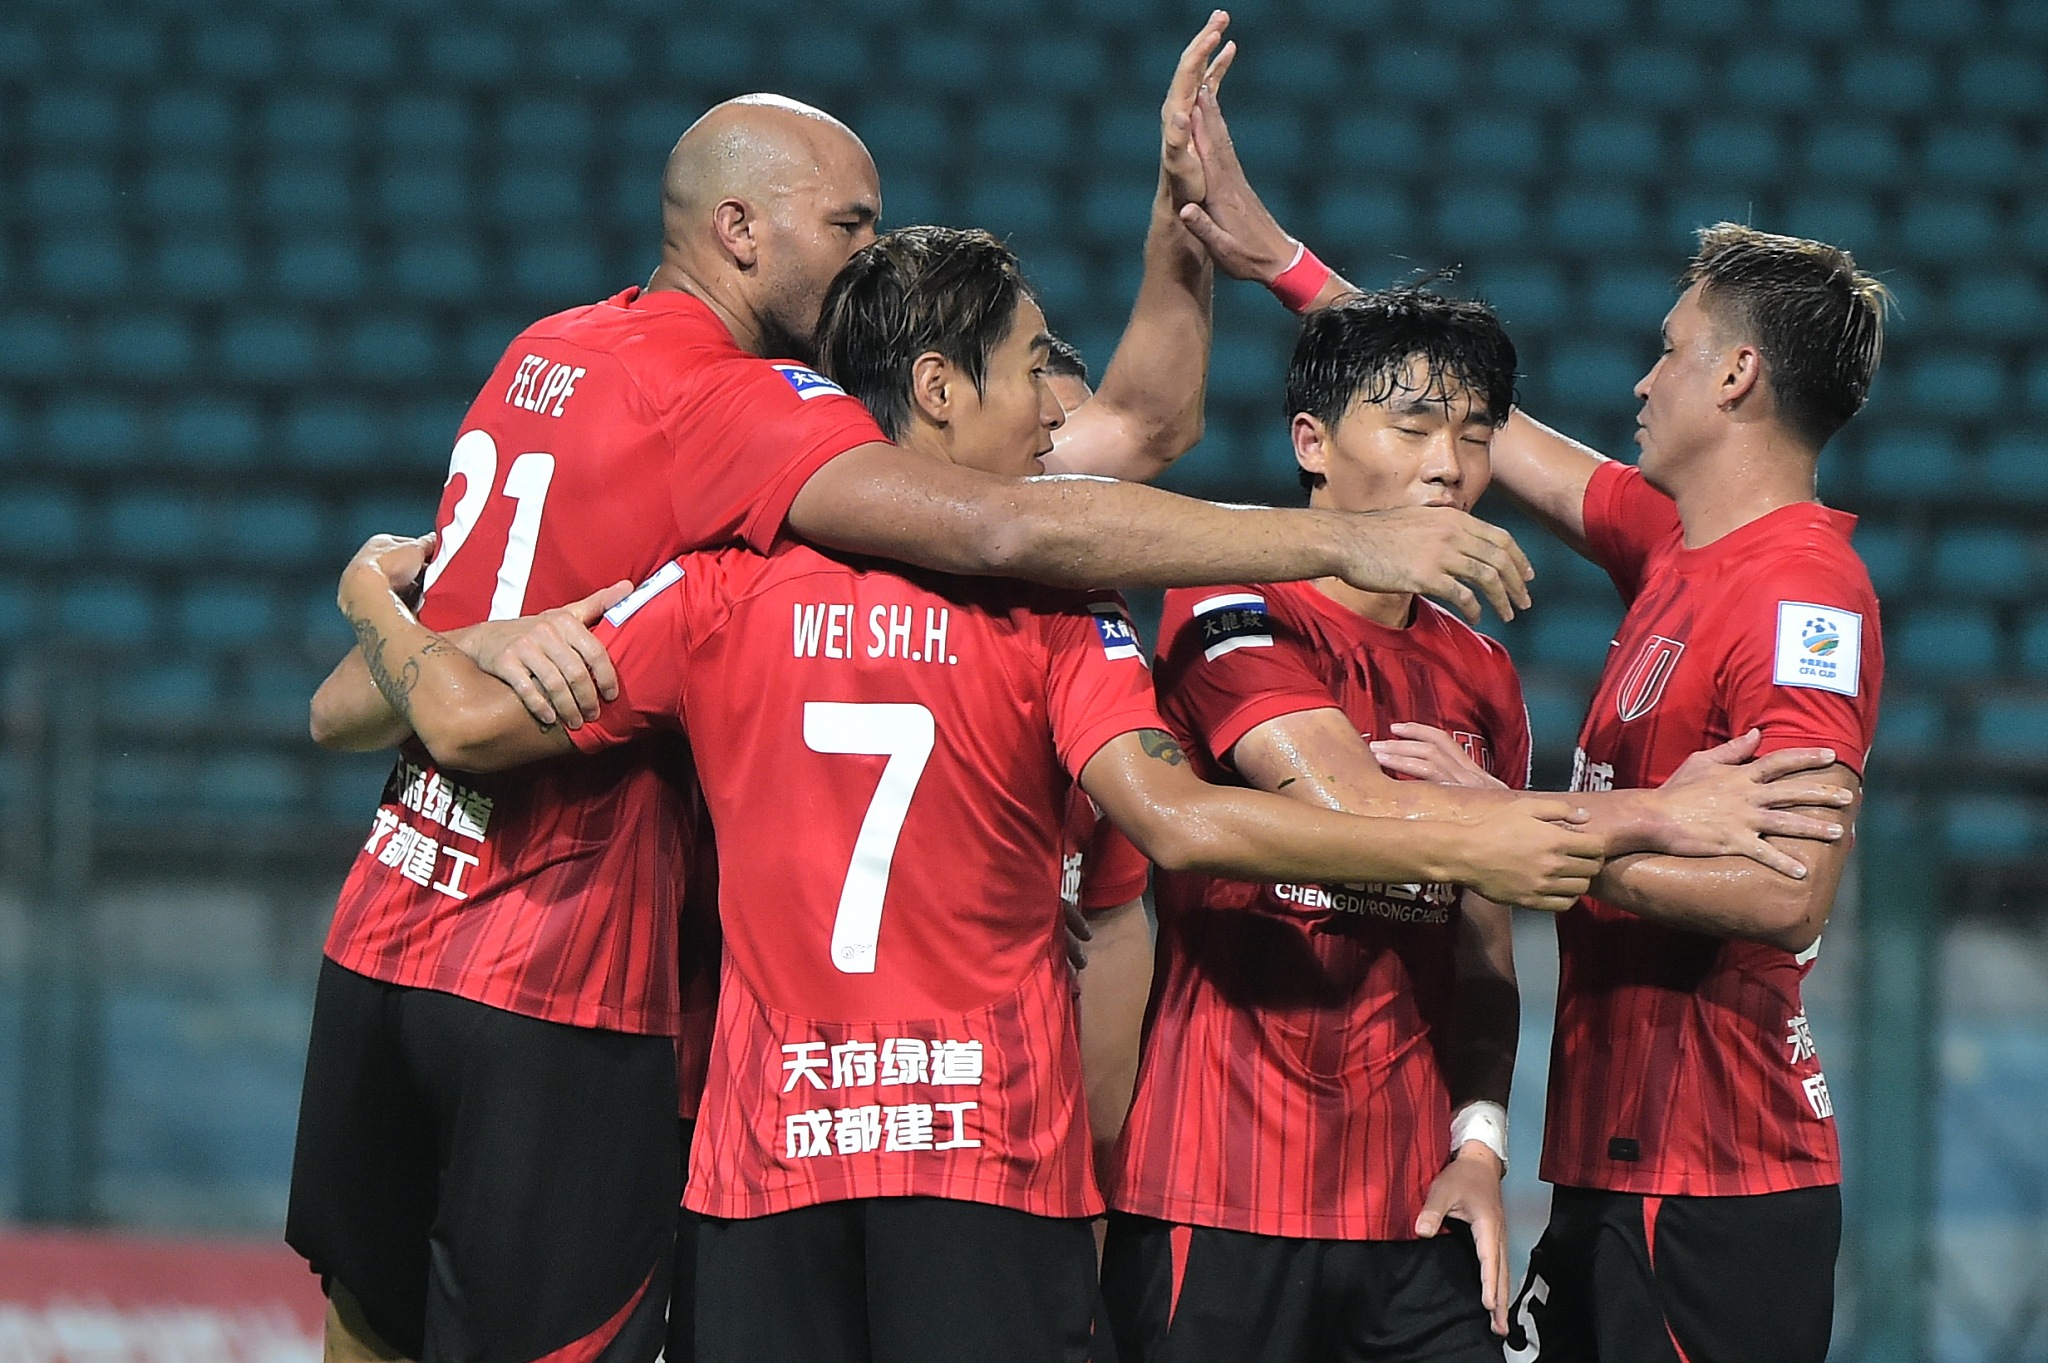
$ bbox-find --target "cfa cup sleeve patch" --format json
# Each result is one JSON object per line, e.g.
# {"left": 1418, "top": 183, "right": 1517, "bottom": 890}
{"left": 772, "top": 363, "right": 846, "bottom": 400}
{"left": 1773, "top": 601, "right": 1862, "bottom": 696}
{"left": 1191, "top": 592, "right": 1273, "bottom": 662}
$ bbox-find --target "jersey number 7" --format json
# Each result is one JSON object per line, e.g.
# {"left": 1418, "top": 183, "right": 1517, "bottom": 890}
{"left": 803, "top": 701, "right": 936, "bottom": 975}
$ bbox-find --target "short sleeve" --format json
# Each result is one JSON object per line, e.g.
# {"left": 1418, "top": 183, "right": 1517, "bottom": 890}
{"left": 566, "top": 559, "right": 694, "bottom": 754}
{"left": 1081, "top": 820, "right": 1150, "bottom": 910}
{"left": 1581, "top": 461, "right": 1683, "bottom": 602}
{"left": 664, "top": 358, "right": 887, "bottom": 554}
{"left": 1155, "top": 587, "right": 1343, "bottom": 768}
{"left": 1041, "top": 593, "right": 1170, "bottom": 780}
{"left": 1717, "top": 552, "right": 1883, "bottom": 777}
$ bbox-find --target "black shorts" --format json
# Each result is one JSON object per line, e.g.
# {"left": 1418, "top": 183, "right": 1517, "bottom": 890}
{"left": 286, "top": 958, "right": 680, "bottom": 1363}
{"left": 1099, "top": 1213, "right": 1500, "bottom": 1363}
{"left": 1505, "top": 1183, "right": 1841, "bottom": 1363}
{"left": 694, "top": 1196, "right": 1102, "bottom": 1363}
{"left": 667, "top": 1118, "right": 699, "bottom": 1363}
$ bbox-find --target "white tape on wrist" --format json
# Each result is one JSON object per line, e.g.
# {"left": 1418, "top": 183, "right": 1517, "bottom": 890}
{"left": 1450, "top": 1100, "right": 1509, "bottom": 1175}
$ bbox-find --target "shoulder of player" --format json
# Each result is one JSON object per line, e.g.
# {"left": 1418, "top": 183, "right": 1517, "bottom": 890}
{"left": 1728, "top": 531, "right": 1877, "bottom": 608}
{"left": 1413, "top": 597, "right": 1524, "bottom": 686}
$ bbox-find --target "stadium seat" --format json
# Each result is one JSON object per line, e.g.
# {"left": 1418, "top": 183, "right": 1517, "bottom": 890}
{"left": 1542, "top": 342, "right": 1648, "bottom": 413}
{"left": 780, "top": 30, "right": 878, "bottom": 93}
{"left": 260, "top": 93, "right": 356, "bottom": 152}
{"left": 28, "top": 88, "right": 122, "bottom": 149}
{"left": 1889, "top": 0, "right": 1987, "bottom": 40}
{"left": 381, "top": 97, "right": 472, "bottom": 155}
{"left": 1222, "top": 109, "right": 1313, "bottom": 178}
{"left": 1837, "top": 47, "right": 1938, "bottom": 113}
{"left": 258, "top": 167, "right": 356, "bottom": 226}
{"left": 390, "top": 236, "right": 486, "bottom": 302}
{"left": 1231, "top": 39, "right": 1346, "bottom": 101}
{"left": 1564, "top": 115, "right": 1665, "bottom": 181}
{"left": 1944, "top": 272, "right": 2042, "bottom": 341}
{"left": 225, "top": 494, "right": 328, "bottom": 568}
{"left": 1956, "top": 51, "right": 2047, "bottom": 113}
{"left": 374, "top": 163, "right": 473, "bottom": 226}
{"left": 1432, "top": 187, "right": 1530, "bottom": 252}
{"left": 398, "top": 399, "right": 469, "bottom": 473}
{"left": 199, "top": 753, "right": 306, "bottom": 814}
{"left": 1685, "top": 117, "right": 1787, "bottom": 184}
{"left": 493, "top": 167, "right": 589, "bottom": 227}
{"left": 166, "top": 399, "right": 265, "bottom": 469}
{"left": 974, "top": 105, "right": 1073, "bottom": 173}
{"left": 95, "top": 314, "right": 196, "bottom": 382}
{"left": 1852, "top": 522, "right": 1916, "bottom": 599}
{"left": 342, "top": 316, "right": 443, "bottom": 384}
{"left": 143, "top": 91, "right": 237, "bottom": 153}
{"left": 1982, "top": 434, "right": 2048, "bottom": 502}
{"left": 26, "top": 163, "right": 117, "bottom": 219}
{"left": 1890, "top": 607, "right": 2001, "bottom": 676}
{"left": 58, "top": 578, "right": 157, "bottom": 644}
{"left": 0, "top": 486, "right": 85, "bottom": 563}
{"left": 178, "top": 581, "right": 279, "bottom": 646}
{"left": 1922, "top": 123, "right": 2026, "bottom": 188}
{"left": 1943, "top": 793, "right": 2034, "bottom": 860}
{"left": 509, "top": 240, "right": 606, "bottom": 307}
{"left": 2019, "top": 610, "right": 2048, "bottom": 676}
{"left": 45, "top": 396, "right": 144, "bottom": 468}
{"left": 1025, "top": 249, "right": 1089, "bottom": 327}
{"left": 1008, "top": 35, "right": 1112, "bottom": 97}
{"left": 964, "top": 179, "right": 1058, "bottom": 240}
{"left": 1872, "top": 686, "right": 1942, "bottom": 759}
{"left": 220, "top": 313, "right": 325, "bottom": 386}
{"left": 285, "top": 399, "right": 390, "bottom": 471}
{"left": 1650, "top": 0, "right": 1728, "bottom": 32}
{"left": 192, "top": 19, "right": 282, "bottom": 82}
{"left": 1974, "top": 695, "right": 2048, "bottom": 760}
{"left": 105, "top": 494, "right": 206, "bottom": 563}
{"left": 0, "top": 577, "right": 34, "bottom": 643}
{"left": 424, "top": 24, "right": 518, "bottom": 86}
{"left": 1932, "top": 525, "right": 2032, "bottom": 600}
{"left": 1723, "top": 48, "right": 1821, "bottom": 110}
{"left": 35, "top": 232, "right": 130, "bottom": 300}
{"left": 298, "top": 18, "right": 399, "bottom": 83}
{"left": 659, "top": 25, "right": 762, "bottom": 87}
{"left": 1485, "top": 43, "right": 1584, "bottom": 107}
{"left": 152, "top": 234, "right": 251, "bottom": 302}
{"left": 500, "top": 98, "right": 597, "bottom": 158}
{"left": 1783, "top": 193, "right": 1882, "bottom": 257}
{"left": 1447, "top": 112, "right": 1543, "bottom": 179}
{"left": 1313, "top": 187, "right": 1414, "bottom": 255}
{"left": 344, "top": 495, "right": 444, "bottom": 553}
{"left": 1524, "top": 604, "right": 1623, "bottom": 671}
{"left": 1604, "top": 46, "right": 1706, "bottom": 111}
{"left": 1586, "top": 267, "right": 1675, "bottom": 330}
{"left": 1366, "top": 42, "right": 1466, "bottom": 106}
{"left": 1300, "top": 0, "right": 1399, "bottom": 29}
{"left": 143, "top": 161, "right": 235, "bottom": 226}
{"left": 1328, "top": 110, "right": 1428, "bottom": 175}
{"left": 1898, "top": 348, "right": 2006, "bottom": 414}
{"left": 72, "top": 17, "right": 162, "bottom": 79}
{"left": 861, "top": 100, "right": 951, "bottom": 170}
{"left": 1859, "top": 427, "right": 1966, "bottom": 498}
{"left": 1802, "top": 121, "right": 1905, "bottom": 185}
{"left": 1205, "top": 330, "right": 1290, "bottom": 407}
{"left": 541, "top": 27, "right": 635, "bottom": 87}
{"left": 105, "top": 659, "right": 218, "bottom": 727}
{"left": 0, "top": 310, "right": 80, "bottom": 380}
{"left": 1470, "top": 262, "right": 1569, "bottom": 331}
{"left": 1546, "top": 187, "right": 1650, "bottom": 255}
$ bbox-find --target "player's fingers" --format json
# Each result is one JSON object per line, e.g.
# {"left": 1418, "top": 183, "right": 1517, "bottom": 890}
{"left": 1700, "top": 727, "right": 1764, "bottom": 764}
{"left": 567, "top": 623, "right": 620, "bottom": 704}
{"left": 1746, "top": 838, "right": 1813, "bottom": 878}
{"left": 1749, "top": 746, "right": 1839, "bottom": 781}
{"left": 1413, "top": 1203, "right": 1445, "bottom": 1238}
{"left": 528, "top": 621, "right": 606, "bottom": 720}
{"left": 1453, "top": 553, "right": 1518, "bottom": 623}
{"left": 1367, "top": 747, "right": 1440, "bottom": 778}
{"left": 1066, "top": 933, "right": 1088, "bottom": 972}
{"left": 1202, "top": 38, "right": 1237, "bottom": 94}
{"left": 1756, "top": 777, "right": 1854, "bottom": 810}
{"left": 515, "top": 646, "right": 587, "bottom": 730}
{"left": 569, "top": 579, "right": 633, "bottom": 624}
{"left": 1165, "top": 11, "right": 1226, "bottom": 112}
{"left": 501, "top": 663, "right": 559, "bottom": 729}
{"left": 1428, "top": 574, "right": 1485, "bottom": 626}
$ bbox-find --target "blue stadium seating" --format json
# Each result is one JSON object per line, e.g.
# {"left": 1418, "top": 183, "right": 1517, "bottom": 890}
{"left": 1524, "top": 604, "right": 1623, "bottom": 671}
{"left": 1899, "top": 348, "right": 2006, "bottom": 414}
{"left": 1543, "top": 342, "right": 1648, "bottom": 414}
{"left": 166, "top": 400, "right": 265, "bottom": 468}
{"left": 1366, "top": 42, "right": 1467, "bottom": 106}
{"left": 192, "top": 19, "right": 282, "bottom": 82}
{"left": 1943, "top": 794, "right": 2035, "bottom": 859}
{"left": 260, "top": 94, "right": 356, "bottom": 152}
{"left": 105, "top": 494, "right": 206, "bottom": 563}
{"left": 1854, "top": 522, "right": 1916, "bottom": 599}
{"left": 1945, "top": 273, "right": 2042, "bottom": 341}
{"left": 1565, "top": 114, "right": 1667, "bottom": 182}
{"left": 343, "top": 316, "right": 443, "bottom": 384}
{"left": 58, "top": 579, "right": 156, "bottom": 644}
{"left": 0, "top": 311, "right": 80, "bottom": 379}
{"left": 153, "top": 235, "right": 251, "bottom": 302}
{"left": 1, "top": 487, "right": 85, "bottom": 563}
{"left": 1685, "top": 117, "right": 1787, "bottom": 184}
{"left": 391, "top": 238, "right": 487, "bottom": 302}
{"left": 1933, "top": 526, "right": 2032, "bottom": 600}
{"left": 1983, "top": 435, "right": 2048, "bottom": 502}
{"left": 1803, "top": 122, "right": 1905, "bottom": 185}
{"left": 96, "top": 314, "right": 196, "bottom": 381}
{"left": 1605, "top": 46, "right": 1706, "bottom": 111}
{"left": 1922, "top": 124, "right": 2025, "bottom": 188}
{"left": 1473, "top": 263, "right": 1570, "bottom": 331}
{"left": 45, "top": 396, "right": 144, "bottom": 468}
{"left": 27, "top": 163, "right": 117, "bottom": 219}
{"left": 178, "top": 582, "right": 278, "bottom": 647}
{"left": 299, "top": 18, "right": 399, "bottom": 82}
{"left": 272, "top": 236, "right": 369, "bottom": 303}
{"left": 28, "top": 88, "right": 121, "bottom": 149}
{"left": 1875, "top": 687, "right": 1944, "bottom": 758}
{"left": 1892, "top": 607, "right": 2002, "bottom": 676}
{"left": 72, "top": 17, "right": 162, "bottom": 79}
{"left": 1725, "top": 48, "right": 1821, "bottom": 110}
{"left": 1447, "top": 112, "right": 1543, "bottom": 178}
{"left": 0, "top": 578, "right": 34, "bottom": 643}
{"left": 36, "top": 233, "right": 129, "bottom": 300}
{"left": 424, "top": 24, "right": 519, "bottom": 87}
{"left": 1975, "top": 695, "right": 2048, "bottom": 759}
{"left": 1860, "top": 428, "right": 1966, "bottom": 499}
{"left": 1546, "top": 188, "right": 1650, "bottom": 255}
{"left": 220, "top": 313, "right": 325, "bottom": 386}
{"left": 106, "top": 661, "right": 217, "bottom": 726}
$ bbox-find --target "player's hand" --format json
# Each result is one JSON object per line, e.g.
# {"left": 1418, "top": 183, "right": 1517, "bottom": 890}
{"left": 1646, "top": 729, "right": 1852, "bottom": 876}
{"left": 1417, "top": 1143, "right": 1510, "bottom": 1337}
{"left": 466, "top": 581, "right": 632, "bottom": 731}
{"left": 1463, "top": 799, "right": 1604, "bottom": 912}
{"left": 1370, "top": 723, "right": 1509, "bottom": 790}
{"left": 1160, "top": 11, "right": 1236, "bottom": 208}
{"left": 1332, "top": 504, "right": 1534, "bottom": 624}
{"left": 343, "top": 532, "right": 438, "bottom": 606}
{"left": 1178, "top": 75, "right": 1297, "bottom": 283}
{"left": 1064, "top": 900, "right": 1091, "bottom": 972}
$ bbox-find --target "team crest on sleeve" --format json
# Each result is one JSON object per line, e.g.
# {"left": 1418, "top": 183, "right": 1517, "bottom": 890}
{"left": 1191, "top": 592, "right": 1272, "bottom": 661}
{"left": 772, "top": 363, "right": 846, "bottom": 400}
{"left": 603, "top": 560, "right": 684, "bottom": 627}
{"left": 1774, "top": 602, "right": 1862, "bottom": 696}
{"left": 1615, "top": 635, "right": 1686, "bottom": 722}
{"left": 1089, "top": 602, "right": 1144, "bottom": 663}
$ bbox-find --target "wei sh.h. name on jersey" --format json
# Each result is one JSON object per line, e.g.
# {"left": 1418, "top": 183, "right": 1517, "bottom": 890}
{"left": 565, "top": 543, "right": 1164, "bottom": 1219}
{"left": 1542, "top": 460, "right": 1884, "bottom": 1198}
{"left": 1113, "top": 580, "right": 1531, "bottom": 1241}
{"left": 323, "top": 287, "right": 885, "bottom": 1037}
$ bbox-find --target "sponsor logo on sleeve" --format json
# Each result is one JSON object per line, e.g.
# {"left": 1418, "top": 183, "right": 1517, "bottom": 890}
{"left": 772, "top": 363, "right": 846, "bottom": 400}
{"left": 1774, "top": 602, "right": 1861, "bottom": 696}
{"left": 1089, "top": 602, "right": 1144, "bottom": 663}
{"left": 1615, "top": 635, "right": 1686, "bottom": 722}
{"left": 603, "top": 560, "right": 685, "bottom": 627}
{"left": 1191, "top": 592, "right": 1272, "bottom": 662}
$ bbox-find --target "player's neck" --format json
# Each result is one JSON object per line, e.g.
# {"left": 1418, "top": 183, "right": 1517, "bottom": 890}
{"left": 1313, "top": 576, "right": 1413, "bottom": 629}
{"left": 645, "top": 259, "right": 771, "bottom": 357}
{"left": 1668, "top": 429, "right": 1820, "bottom": 550}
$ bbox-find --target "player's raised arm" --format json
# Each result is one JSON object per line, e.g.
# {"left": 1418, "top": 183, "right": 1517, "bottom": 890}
{"left": 328, "top": 534, "right": 609, "bottom": 773}
{"left": 1487, "top": 410, "right": 1609, "bottom": 559}
{"left": 1042, "top": 14, "right": 1224, "bottom": 482}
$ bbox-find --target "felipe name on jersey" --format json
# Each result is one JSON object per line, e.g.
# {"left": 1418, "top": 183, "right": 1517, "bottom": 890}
{"left": 793, "top": 602, "right": 958, "bottom": 667}
{"left": 503, "top": 353, "right": 587, "bottom": 417}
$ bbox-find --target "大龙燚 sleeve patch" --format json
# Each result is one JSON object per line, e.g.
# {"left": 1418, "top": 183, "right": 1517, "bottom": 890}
{"left": 772, "top": 363, "right": 846, "bottom": 400}
{"left": 604, "top": 560, "right": 685, "bottom": 627}
{"left": 1774, "top": 601, "right": 1861, "bottom": 696}
{"left": 1089, "top": 601, "right": 1144, "bottom": 663}
{"left": 1191, "top": 592, "right": 1273, "bottom": 662}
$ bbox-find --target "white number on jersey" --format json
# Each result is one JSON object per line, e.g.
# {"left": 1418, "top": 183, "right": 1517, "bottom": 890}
{"left": 802, "top": 701, "right": 937, "bottom": 975}
{"left": 1505, "top": 1273, "right": 1550, "bottom": 1363}
{"left": 419, "top": 429, "right": 557, "bottom": 620}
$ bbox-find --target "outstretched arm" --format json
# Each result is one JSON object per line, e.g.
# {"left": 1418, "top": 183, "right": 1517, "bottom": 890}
{"left": 1077, "top": 894, "right": 1152, "bottom": 1172}
{"left": 1486, "top": 410, "right": 1607, "bottom": 559}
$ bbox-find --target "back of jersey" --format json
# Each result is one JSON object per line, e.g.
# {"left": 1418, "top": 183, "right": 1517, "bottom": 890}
{"left": 324, "top": 300, "right": 697, "bottom": 1036}
{"left": 591, "top": 545, "right": 1160, "bottom": 1218}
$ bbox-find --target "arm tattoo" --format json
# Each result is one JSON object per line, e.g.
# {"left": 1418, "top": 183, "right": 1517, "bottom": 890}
{"left": 1138, "top": 729, "right": 1187, "bottom": 767}
{"left": 351, "top": 616, "right": 453, "bottom": 723}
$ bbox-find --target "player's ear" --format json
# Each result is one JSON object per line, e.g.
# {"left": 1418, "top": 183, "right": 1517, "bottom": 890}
{"left": 711, "top": 197, "right": 761, "bottom": 270}
{"left": 909, "top": 351, "right": 952, "bottom": 425}
{"left": 1291, "top": 412, "right": 1330, "bottom": 480}
{"left": 1720, "top": 342, "right": 1764, "bottom": 411}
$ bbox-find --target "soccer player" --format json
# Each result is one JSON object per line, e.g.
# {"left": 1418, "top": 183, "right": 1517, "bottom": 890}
{"left": 1100, "top": 287, "right": 1860, "bottom": 1363}
{"left": 292, "top": 20, "right": 1537, "bottom": 1361}
{"left": 329, "top": 225, "right": 1609, "bottom": 1363}
{"left": 1481, "top": 227, "right": 1887, "bottom": 1363}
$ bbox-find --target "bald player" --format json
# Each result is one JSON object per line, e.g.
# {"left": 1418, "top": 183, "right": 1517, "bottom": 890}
{"left": 292, "top": 21, "right": 1538, "bottom": 1363}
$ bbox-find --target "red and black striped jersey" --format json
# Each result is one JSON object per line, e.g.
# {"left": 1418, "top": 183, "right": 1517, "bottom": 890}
{"left": 1113, "top": 580, "right": 1529, "bottom": 1240}
{"left": 568, "top": 544, "right": 1162, "bottom": 1218}
{"left": 324, "top": 288, "right": 886, "bottom": 1036}
{"left": 1540, "top": 461, "right": 1883, "bottom": 1196}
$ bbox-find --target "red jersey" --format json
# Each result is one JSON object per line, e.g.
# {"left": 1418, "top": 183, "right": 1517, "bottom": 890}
{"left": 1113, "top": 581, "right": 1531, "bottom": 1240}
{"left": 323, "top": 288, "right": 886, "bottom": 1038}
{"left": 568, "top": 544, "right": 1163, "bottom": 1219}
{"left": 1541, "top": 461, "right": 1883, "bottom": 1196}
{"left": 1063, "top": 794, "right": 1150, "bottom": 915}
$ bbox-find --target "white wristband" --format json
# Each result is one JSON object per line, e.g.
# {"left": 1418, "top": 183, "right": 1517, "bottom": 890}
{"left": 1450, "top": 1100, "right": 1509, "bottom": 1175}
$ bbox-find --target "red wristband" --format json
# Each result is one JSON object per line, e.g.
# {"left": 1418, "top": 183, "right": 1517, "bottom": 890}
{"left": 1267, "top": 240, "right": 1332, "bottom": 313}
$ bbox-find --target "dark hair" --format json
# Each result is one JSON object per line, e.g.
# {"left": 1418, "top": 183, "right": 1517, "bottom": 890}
{"left": 1045, "top": 336, "right": 1089, "bottom": 384}
{"left": 1283, "top": 283, "right": 1518, "bottom": 491}
{"left": 814, "top": 225, "right": 1032, "bottom": 441}
{"left": 1680, "top": 222, "right": 1891, "bottom": 450}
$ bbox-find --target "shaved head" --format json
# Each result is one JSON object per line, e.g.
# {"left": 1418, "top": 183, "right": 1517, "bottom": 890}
{"left": 652, "top": 94, "right": 882, "bottom": 362}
